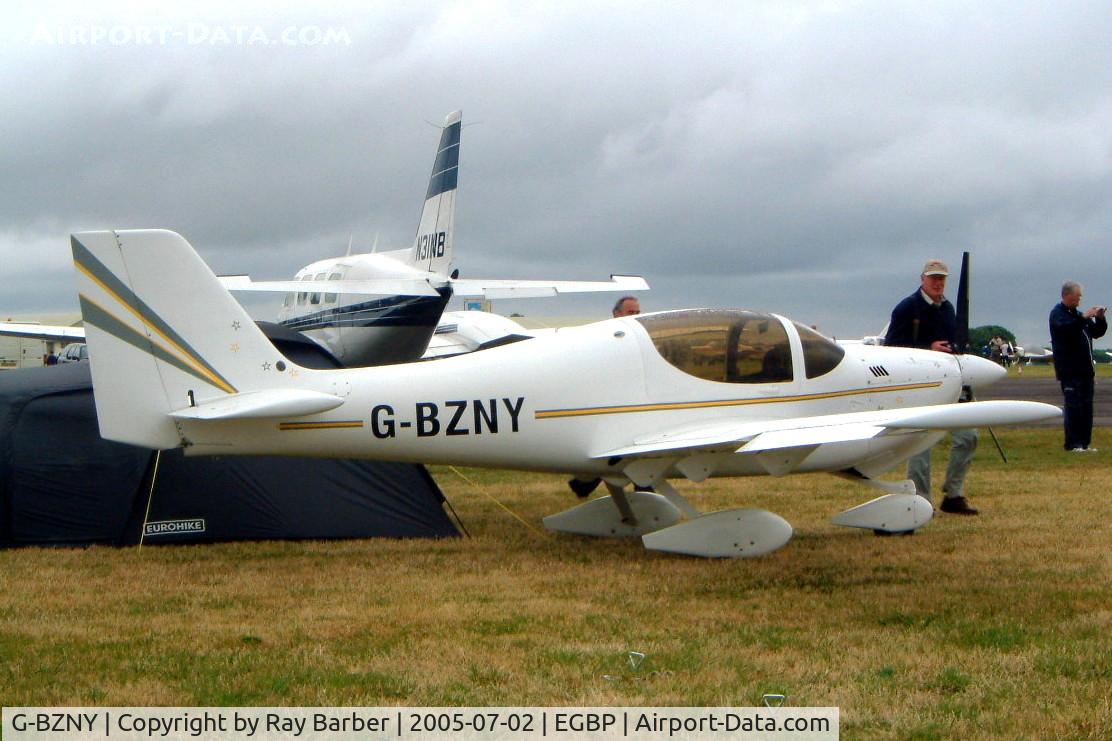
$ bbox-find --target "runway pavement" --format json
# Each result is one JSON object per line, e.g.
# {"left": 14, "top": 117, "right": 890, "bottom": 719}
{"left": 976, "top": 375, "right": 1111, "bottom": 427}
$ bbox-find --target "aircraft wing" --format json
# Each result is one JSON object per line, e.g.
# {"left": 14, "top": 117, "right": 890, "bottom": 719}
{"left": 219, "top": 274, "right": 646, "bottom": 300}
{"left": 448, "top": 275, "right": 649, "bottom": 300}
{"left": 0, "top": 322, "right": 86, "bottom": 342}
{"left": 218, "top": 275, "right": 441, "bottom": 297}
{"left": 594, "top": 400, "right": 1061, "bottom": 462}
{"left": 422, "top": 310, "right": 536, "bottom": 359}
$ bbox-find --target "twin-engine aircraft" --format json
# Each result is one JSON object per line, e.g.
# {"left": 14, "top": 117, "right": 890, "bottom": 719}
{"left": 4, "top": 111, "right": 643, "bottom": 365}
{"left": 73, "top": 229, "right": 1059, "bottom": 557}
{"left": 220, "top": 110, "right": 646, "bottom": 366}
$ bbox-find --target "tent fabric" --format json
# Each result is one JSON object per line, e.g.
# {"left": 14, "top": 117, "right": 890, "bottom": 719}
{"left": 0, "top": 363, "right": 146, "bottom": 545}
{"left": 0, "top": 362, "right": 457, "bottom": 546}
{"left": 128, "top": 452, "right": 454, "bottom": 544}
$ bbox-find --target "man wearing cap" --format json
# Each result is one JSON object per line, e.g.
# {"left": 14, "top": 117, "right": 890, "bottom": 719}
{"left": 884, "top": 259, "right": 980, "bottom": 515}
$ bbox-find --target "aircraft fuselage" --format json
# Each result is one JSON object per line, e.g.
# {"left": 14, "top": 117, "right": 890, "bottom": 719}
{"left": 177, "top": 314, "right": 970, "bottom": 482}
{"left": 277, "top": 250, "right": 449, "bottom": 366}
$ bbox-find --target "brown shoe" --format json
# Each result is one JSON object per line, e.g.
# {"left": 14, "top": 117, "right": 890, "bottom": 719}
{"left": 940, "top": 496, "right": 979, "bottom": 515}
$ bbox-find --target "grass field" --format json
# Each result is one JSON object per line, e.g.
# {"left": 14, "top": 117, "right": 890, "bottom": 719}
{"left": 1, "top": 428, "right": 1109, "bottom": 740}
{"left": 1000, "top": 362, "right": 1112, "bottom": 379}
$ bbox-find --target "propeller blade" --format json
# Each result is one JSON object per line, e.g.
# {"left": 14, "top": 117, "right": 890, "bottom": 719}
{"left": 955, "top": 251, "right": 970, "bottom": 354}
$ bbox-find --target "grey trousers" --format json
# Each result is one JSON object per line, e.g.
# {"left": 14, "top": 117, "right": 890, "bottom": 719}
{"left": 907, "top": 428, "right": 979, "bottom": 504}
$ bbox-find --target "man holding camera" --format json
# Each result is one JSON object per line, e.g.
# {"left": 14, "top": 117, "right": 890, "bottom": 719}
{"left": 1049, "top": 281, "right": 1107, "bottom": 452}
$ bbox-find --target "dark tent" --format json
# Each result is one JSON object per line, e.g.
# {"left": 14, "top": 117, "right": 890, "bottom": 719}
{"left": 0, "top": 362, "right": 458, "bottom": 546}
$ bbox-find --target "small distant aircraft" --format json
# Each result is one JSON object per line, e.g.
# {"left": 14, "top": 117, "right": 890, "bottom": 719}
{"left": 72, "top": 229, "right": 1060, "bottom": 557}
{"left": 1022, "top": 347, "right": 1053, "bottom": 363}
{"left": 221, "top": 110, "right": 647, "bottom": 366}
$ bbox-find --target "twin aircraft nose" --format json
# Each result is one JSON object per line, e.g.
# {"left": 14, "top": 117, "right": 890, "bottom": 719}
{"left": 958, "top": 354, "right": 1007, "bottom": 391}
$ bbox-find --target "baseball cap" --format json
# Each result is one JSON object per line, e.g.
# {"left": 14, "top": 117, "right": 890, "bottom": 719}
{"left": 921, "top": 259, "right": 949, "bottom": 277}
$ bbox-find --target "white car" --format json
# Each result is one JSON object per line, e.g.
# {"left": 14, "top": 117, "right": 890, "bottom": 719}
{"left": 57, "top": 343, "right": 88, "bottom": 363}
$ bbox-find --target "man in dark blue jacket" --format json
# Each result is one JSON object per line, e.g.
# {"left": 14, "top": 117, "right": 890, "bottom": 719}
{"left": 884, "top": 259, "right": 979, "bottom": 515}
{"left": 1049, "top": 281, "right": 1107, "bottom": 452}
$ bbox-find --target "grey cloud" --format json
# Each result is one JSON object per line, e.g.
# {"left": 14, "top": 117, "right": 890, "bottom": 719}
{"left": 2, "top": 1, "right": 1111, "bottom": 347}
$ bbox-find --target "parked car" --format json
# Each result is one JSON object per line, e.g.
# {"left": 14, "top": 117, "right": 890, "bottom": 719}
{"left": 57, "top": 343, "right": 88, "bottom": 363}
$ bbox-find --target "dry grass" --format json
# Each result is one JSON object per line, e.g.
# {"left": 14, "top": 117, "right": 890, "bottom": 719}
{"left": 1, "top": 428, "right": 1110, "bottom": 740}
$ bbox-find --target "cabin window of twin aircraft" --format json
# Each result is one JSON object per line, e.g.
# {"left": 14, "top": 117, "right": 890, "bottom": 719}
{"left": 284, "top": 270, "right": 346, "bottom": 307}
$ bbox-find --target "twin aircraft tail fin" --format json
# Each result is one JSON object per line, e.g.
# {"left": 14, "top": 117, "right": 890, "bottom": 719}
{"left": 411, "top": 110, "right": 460, "bottom": 277}
{"left": 73, "top": 229, "right": 295, "bottom": 449}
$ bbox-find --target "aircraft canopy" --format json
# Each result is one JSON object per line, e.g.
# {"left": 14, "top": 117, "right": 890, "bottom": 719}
{"left": 636, "top": 310, "right": 844, "bottom": 384}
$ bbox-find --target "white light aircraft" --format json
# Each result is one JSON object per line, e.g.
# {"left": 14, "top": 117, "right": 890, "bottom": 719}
{"left": 220, "top": 110, "right": 647, "bottom": 366}
{"left": 73, "top": 229, "right": 1060, "bottom": 557}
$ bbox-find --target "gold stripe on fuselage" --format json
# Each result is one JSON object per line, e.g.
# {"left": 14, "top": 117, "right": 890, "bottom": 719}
{"left": 278, "top": 420, "right": 365, "bottom": 431}
{"left": 535, "top": 382, "right": 943, "bottom": 419}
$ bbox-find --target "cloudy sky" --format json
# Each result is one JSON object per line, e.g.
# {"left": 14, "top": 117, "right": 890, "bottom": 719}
{"left": 3, "top": 0, "right": 1110, "bottom": 346}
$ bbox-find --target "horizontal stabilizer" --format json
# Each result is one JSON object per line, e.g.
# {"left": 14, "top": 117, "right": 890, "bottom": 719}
{"left": 449, "top": 275, "right": 649, "bottom": 299}
{"left": 169, "top": 389, "right": 345, "bottom": 420}
{"left": 219, "top": 275, "right": 440, "bottom": 297}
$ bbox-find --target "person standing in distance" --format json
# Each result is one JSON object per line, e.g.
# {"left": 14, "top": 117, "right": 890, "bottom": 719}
{"left": 1049, "top": 281, "right": 1107, "bottom": 452}
{"left": 884, "top": 259, "right": 979, "bottom": 515}
{"left": 612, "top": 296, "right": 641, "bottom": 317}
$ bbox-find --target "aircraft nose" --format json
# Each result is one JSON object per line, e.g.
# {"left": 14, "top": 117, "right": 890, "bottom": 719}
{"left": 958, "top": 354, "right": 1006, "bottom": 390}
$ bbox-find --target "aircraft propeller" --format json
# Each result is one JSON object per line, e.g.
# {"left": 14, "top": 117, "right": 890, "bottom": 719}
{"left": 955, "top": 251, "right": 970, "bottom": 355}
{"left": 954, "top": 250, "right": 1009, "bottom": 462}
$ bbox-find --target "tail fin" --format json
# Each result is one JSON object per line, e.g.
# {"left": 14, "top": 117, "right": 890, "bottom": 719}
{"left": 72, "top": 229, "right": 296, "bottom": 448}
{"left": 411, "top": 110, "right": 461, "bottom": 276}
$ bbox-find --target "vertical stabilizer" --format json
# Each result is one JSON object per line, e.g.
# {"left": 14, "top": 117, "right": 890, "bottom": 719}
{"left": 411, "top": 110, "right": 461, "bottom": 276}
{"left": 73, "top": 229, "right": 292, "bottom": 448}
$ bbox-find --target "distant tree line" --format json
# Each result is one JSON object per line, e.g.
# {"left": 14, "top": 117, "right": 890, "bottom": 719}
{"left": 968, "top": 324, "right": 1109, "bottom": 362}
{"left": 969, "top": 325, "right": 1015, "bottom": 355}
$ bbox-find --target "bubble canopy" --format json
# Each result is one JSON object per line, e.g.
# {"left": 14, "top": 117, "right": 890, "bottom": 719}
{"left": 635, "top": 310, "right": 845, "bottom": 384}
